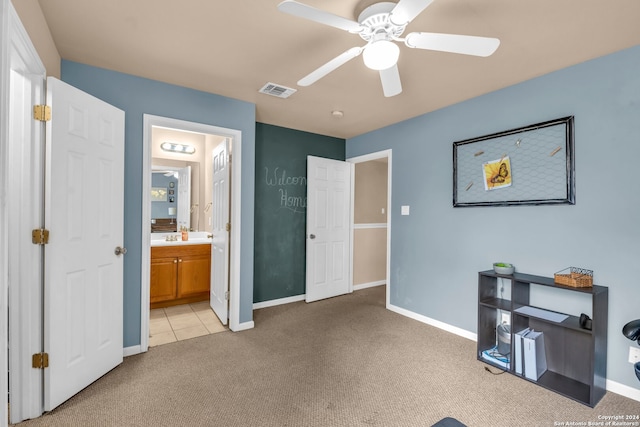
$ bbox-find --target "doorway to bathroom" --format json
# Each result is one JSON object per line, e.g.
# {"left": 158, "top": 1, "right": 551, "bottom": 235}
{"left": 141, "top": 114, "right": 242, "bottom": 352}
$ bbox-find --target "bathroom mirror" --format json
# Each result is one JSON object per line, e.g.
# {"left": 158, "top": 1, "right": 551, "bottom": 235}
{"left": 150, "top": 165, "right": 192, "bottom": 232}
{"left": 151, "top": 126, "right": 226, "bottom": 233}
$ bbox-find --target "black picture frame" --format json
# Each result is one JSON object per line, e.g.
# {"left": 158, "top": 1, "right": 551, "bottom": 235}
{"left": 453, "top": 116, "right": 575, "bottom": 207}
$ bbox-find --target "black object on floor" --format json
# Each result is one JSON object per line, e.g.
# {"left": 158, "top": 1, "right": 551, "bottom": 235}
{"left": 432, "top": 417, "right": 467, "bottom": 427}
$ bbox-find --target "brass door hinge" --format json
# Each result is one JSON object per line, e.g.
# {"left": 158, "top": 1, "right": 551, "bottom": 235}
{"left": 225, "top": 223, "right": 231, "bottom": 232}
{"left": 32, "top": 352, "right": 49, "bottom": 369}
{"left": 32, "top": 229, "right": 50, "bottom": 245}
{"left": 33, "top": 105, "right": 51, "bottom": 122}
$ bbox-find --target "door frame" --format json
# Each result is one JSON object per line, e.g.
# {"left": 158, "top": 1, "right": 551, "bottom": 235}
{"left": 141, "top": 114, "right": 242, "bottom": 352}
{"left": 347, "top": 149, "right": 392, "bottom": 308}
{"left": 2, "top": 1, "right": 48, "bottom": 424}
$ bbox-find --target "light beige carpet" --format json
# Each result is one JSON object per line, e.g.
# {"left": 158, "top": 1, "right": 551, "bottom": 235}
{"left": 14, "top": 286, "right": 640, "bottom": 426}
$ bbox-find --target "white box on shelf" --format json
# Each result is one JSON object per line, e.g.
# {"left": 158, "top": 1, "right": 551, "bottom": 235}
{"left": 523, "top": 330, "right": 547, "bottom": 381}
{"left": 514, "top": 327, "right": 531, "bottom": 375}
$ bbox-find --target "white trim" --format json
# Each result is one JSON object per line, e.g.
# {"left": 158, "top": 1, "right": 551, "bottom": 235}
{"left": 349, "top": 162, "right": 355, "bottom": 294}
{"left": 353, "top": 223, "right": 387, "bottom": 229}
{"left": 228, "top": 136, "right": 243, "bottom": 332}
{"left": 233, "top": 320, "right": 255, "bottom": 332}
{"left": 606, "top": 379, "right": 640, "bottom": 403}
{"left": 252, "top": 284, "right": 387, "bottom": 310}
{"left": 0, "top": 4, "right": 10, "bottom": 427}
{"left": 387, "top": 303, "right": 478, "bottom": 342}
{"left": 3, "top": 3, "right": 47, "bottom": 425}
{"left": 347, "top": 149, "right": 392, "bottom": 310}
{"left": 123, "top": 345, "right": 142, "bottom": 357}
{"left": 353, "top": 280, "right": 386, "bottom": 291}
{"left": 253, "top": 294, "right": 305, "bottom": 310}
{"left": 141, "top": 115, "right": 243, "bottom": 350}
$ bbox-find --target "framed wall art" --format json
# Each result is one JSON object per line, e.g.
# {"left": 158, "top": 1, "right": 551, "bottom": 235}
{"left": 453, "top": 116, "right": 575, "bottom": 207}
{"left": 151, "top": 187, "right": 168, "bottom": 202}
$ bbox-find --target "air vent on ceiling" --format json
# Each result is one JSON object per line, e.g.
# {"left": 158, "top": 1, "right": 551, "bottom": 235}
{"left": 259, "top": 82, "right": 297, "bottom": 99}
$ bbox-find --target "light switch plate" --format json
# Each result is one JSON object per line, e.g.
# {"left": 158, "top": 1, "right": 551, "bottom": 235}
{"left": 401, "top": 205, "right": 410, "bottom": 215}
{"left": 629, "top": 346, "right": 640, "bottom": 364}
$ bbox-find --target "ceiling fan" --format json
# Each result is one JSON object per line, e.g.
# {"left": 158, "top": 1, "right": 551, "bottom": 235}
{"left": 278, "top": 0, "right": 500, "bottom": 97}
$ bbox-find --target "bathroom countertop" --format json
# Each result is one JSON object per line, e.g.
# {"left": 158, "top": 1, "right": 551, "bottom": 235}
{"left": 150, "top": 232, "right": 212, "bottom": 247}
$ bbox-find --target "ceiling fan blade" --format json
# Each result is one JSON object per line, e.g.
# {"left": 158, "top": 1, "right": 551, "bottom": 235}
{"left": 405, "top": 32, "right": 500, "bottom": 57}
{"left": 389, "top": 0, "right": 434, "bottom": 26}
{"left": 379, "top": 65, "right": 402, "bottom": 97}
{"left": 278, "top": 0, "right": 362, "bottom": 33}
{"left": 298, "top": 47, "right": 363, "bottom": 86}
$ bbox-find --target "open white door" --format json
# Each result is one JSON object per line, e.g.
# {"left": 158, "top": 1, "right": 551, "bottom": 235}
{"left": 44, "top": 77, "right": 125, "bottom": 411}
{"left": 210, "top": 139, "right": 230, "bottom": 324}
{"left": 305, "top": 156, "right": 352, "bottom": 303}
{"left": 177, "top": 166, "right": 191, "bottom": 230}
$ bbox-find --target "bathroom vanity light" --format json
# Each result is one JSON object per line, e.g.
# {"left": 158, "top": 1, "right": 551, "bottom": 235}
{"left": 161, "top": 142, "right": 195, "bottom": 155}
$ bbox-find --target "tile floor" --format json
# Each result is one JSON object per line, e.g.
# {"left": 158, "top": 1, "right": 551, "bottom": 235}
{"left": 149, "top": 301, "right": 227, "bottom": 347}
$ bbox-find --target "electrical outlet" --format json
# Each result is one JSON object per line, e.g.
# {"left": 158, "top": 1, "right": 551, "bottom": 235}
{"left": 629, "top": 346, "right": 640, "bottom": 364}
{"left": 501, "top": 312, "right": 510, "bottom": 325}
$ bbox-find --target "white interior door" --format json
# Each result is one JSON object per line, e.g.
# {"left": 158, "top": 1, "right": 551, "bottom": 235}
{"left": 210, "top": 139, "right": 230, "bottom": 324}
{"left": 177, "top": 166, "right": 191, "bottom": 230}
{"left": 44, "top": 77, "right": 125, "bottom": 411}
{"left": 306, "top": 156, "right": 352, "bottom": 303}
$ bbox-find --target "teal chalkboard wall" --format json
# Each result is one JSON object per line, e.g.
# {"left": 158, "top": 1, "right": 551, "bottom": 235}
{"left": 254, "top": 123, "right": 345, "bottom": 303}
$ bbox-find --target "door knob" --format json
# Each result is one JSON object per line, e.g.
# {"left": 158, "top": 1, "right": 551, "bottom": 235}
{"left": 309, "top": 234, "right": 316, "bottom": 239}
{"left": 114, "top": 246, "right": 127, "bottom": 256}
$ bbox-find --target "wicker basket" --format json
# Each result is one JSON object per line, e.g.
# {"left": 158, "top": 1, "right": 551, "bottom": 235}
{"left": 554, "top": 267, "right": 593, "bottom": 288}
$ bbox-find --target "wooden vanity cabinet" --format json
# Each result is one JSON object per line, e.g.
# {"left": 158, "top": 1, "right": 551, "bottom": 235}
{"left": 150, "top": 244, "right": 211, "bottom": 309}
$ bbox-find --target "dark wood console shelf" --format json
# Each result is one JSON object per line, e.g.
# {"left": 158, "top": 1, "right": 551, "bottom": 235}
{"left": 477, "top": 270, "right": 608, "bottom": 407}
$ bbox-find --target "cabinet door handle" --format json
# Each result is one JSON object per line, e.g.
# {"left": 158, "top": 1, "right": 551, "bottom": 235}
{"left": 178, "top": 259, "right": 183, "bottom": 263}
{"left": 174, "top": 259, "right": 177, "bottom": 264}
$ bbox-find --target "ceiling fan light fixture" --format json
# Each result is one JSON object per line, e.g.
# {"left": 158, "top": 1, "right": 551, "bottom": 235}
{"left": 363, "top": 40, "right": 399, "bottom": 71}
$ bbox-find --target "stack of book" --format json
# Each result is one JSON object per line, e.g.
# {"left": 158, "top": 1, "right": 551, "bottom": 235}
{"left": 513, "top": 328, "right": 547, "bottom": 380}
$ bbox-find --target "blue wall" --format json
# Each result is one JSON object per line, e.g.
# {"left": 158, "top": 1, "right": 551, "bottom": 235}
{"left": 347, "top": 45, "right": 640, "bottom": 390}
{"left": 61, "top": 60, "right": 256, "bottom": 348}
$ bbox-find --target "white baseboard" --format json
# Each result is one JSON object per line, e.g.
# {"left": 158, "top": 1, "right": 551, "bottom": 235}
{"left": 123, "top": 345, "right": 142, "bottom": 357}
{"left": 387, "top": 303, "right": 478, "bottom": 342}
{"left": 606, "top": 379, "right": 640, "bottom": 402}
{"left": 387, "top": 303, "right": 640, "bottom": 403}
{"left": 253, "top": 294, "right": 305, "bottom": 310}
{"left": 252, "top": 285, "right": 384, "bottom": 310}
{"left": 231, "top": 320, "right": 254, "bottom": 332}
{"left": 353, "top": 281, "right": 385, "bottom": 291}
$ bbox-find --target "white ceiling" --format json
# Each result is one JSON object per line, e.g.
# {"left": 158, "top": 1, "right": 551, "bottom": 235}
{"left": 37, "top": 0, "right": 640, "bottom": 139}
